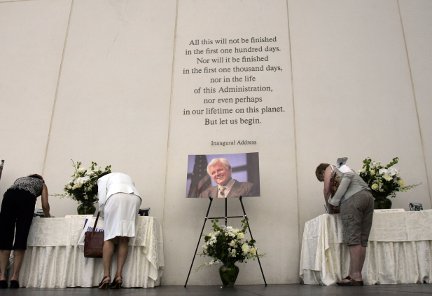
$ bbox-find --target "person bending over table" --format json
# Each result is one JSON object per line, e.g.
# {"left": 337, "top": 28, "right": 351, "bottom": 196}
{"left": 97, "top": 172, "right": 142, "bottom": 289}
{"left": 315, "top": 161, "right": 374, "bottom": 286}
{"left": 0, "top": 174, "right": 50, "bottom": 289}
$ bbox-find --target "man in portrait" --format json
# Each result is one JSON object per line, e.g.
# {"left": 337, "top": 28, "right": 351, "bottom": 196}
{"left": 199, "top": 158, "right": 257, "bottom": 198}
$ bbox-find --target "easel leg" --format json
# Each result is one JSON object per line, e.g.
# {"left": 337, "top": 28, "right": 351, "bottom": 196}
{"left": 224, "top": 198, "right": 228, "bottom": 226}
{"left": 184, "top": 197, "right": 213, "bottom": 287}
{"left": 239, "top": 197, "right": 267, "bottom": 286}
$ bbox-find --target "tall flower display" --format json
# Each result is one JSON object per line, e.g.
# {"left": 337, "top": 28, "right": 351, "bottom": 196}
{"left": 64, "top": 160, "right": 111, "bottom": 214}
{"left": 358, "top": 157, "right": 417, "bottom": 198}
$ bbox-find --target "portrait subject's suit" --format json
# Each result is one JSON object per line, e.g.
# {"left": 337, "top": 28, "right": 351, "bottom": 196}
{"left": 199, "top": 180, "right": 257, "bottom": 198}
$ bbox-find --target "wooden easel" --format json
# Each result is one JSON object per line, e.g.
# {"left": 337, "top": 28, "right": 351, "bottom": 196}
{"left": 184, "top": 196, "right": 267, "bottom": 287}
{"left": 0, "top": 160, "right": 4, "bottom": 182}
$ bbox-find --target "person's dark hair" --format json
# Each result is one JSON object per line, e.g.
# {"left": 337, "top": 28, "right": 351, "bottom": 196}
{"left": 315, "top": 163, "right": 330, "bottom": 182}
{"left": 28, "top": 174, "right": 43, "bottom": 180}
{"left": 28, "top": 174, "right": 45, "bottom": 183}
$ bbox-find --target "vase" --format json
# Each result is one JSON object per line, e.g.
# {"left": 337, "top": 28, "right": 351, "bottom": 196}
{"left": 372, "top": 192, "right": 392, "bottom": 209}
{"left": 219, "top": 263, "right": 239, "bottom": 287}
{"left": 77, "top": 202, "right": 96, "bottom": 215}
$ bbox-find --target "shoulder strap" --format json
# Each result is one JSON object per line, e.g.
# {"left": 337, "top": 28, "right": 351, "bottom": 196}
{"left": 92, "top": 211, "right": 100, "bottom": 233}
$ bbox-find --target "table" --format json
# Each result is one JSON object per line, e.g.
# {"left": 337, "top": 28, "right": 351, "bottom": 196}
{"left": 19, "top": 215, "right": 164, "bottom": 288}
{"left": 300, "top": 209, "right": 432, "bottom": 285}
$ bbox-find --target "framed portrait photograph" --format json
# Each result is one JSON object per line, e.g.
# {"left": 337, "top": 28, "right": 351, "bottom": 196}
{"left": 186, "top": 152, "right": 260, "bottom": 198}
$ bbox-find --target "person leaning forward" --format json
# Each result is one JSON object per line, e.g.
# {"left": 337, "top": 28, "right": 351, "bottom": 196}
{"left": 0, "top": 174, "right": 50, "bottom": 289}
{"left": 96, "top": 172, "right": 142, "bottom": 289}
{"left": 315, "top": 159, "right": 374, "bottom": 286}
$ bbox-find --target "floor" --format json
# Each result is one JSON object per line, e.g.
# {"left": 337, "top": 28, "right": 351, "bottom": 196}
{"left": 0, "top": 284, "right": 431, "bottom": 296}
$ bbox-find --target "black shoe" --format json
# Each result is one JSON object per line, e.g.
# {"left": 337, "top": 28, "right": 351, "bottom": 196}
{"left": 337, "top": 277, "right": 364, "bottom": 286}
{"left": 0, "top": 280, "right": 8, "bottom": 289}
{"left": 110, "top": 277, "right": 122, "bottom": 289}
{"left": 98, "top": 276, "right": 110, "bottom": 289}
{"left": 9, "top": 280, "right": 19, "bottom": 289}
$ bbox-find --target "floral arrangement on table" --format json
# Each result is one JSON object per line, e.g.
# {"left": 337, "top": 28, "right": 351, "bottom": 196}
{"left": 202, "top": 219, "right": 259, "bottom": 266}
{"left": 358, "top": 157, "right": 417, "bottom": 198}
{"left": 64, "top": 160, "right": 112, "bottom": 206}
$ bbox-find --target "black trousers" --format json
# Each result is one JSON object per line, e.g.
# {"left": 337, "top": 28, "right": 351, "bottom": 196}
{"left": 0, "top": 189, "right": 36, "bottom": 250}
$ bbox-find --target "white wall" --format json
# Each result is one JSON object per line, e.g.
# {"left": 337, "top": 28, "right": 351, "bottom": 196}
{"left": 0, "top": 0, "right": 431, "bottom": 285}
{"left": 165, "top": 0, "right": 298, "bottom": 284}
{"left": 291, "top": 0, "right": 432, "bottom": 230}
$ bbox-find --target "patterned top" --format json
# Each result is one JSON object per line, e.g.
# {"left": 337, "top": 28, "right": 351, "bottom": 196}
{"left": 10, "top": 176, "right": 44, "bottom": 197}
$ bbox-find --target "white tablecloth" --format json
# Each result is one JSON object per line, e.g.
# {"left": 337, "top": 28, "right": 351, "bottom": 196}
{"left": 19, "top": 215, "right": 164, "bottom": 288}
{"left": 300, "top": 209, "right": 432, "bottom": 285}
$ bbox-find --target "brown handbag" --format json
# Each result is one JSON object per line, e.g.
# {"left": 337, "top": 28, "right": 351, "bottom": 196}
{"left": 84, "top": 211, "right": 104, "bottom": 258}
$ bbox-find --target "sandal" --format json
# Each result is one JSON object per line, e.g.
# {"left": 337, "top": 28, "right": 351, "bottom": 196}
{"left": 337, "top": 276, "right": 364, "bottom": 286}
{"left": 98, "top": 276, "right": 111, "bottom": 289}
{"left": 110, "top": 276, "right": 122, "bottom": 289}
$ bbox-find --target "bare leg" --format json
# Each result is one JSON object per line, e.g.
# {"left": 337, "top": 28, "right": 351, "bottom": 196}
{"left": 102, "top": 239, "right": 115, "bottom": 279}
{"left": 10, "top": 250, "right": 25, "bottom": 281}
{"left": 114, "top": 237, "right": 129, "bottom": 281}
{"left": 0, "top": 250, "right": 11, "bottom": 281}
{"left": 348, "top": 244, "right": 366, "bottom": 281}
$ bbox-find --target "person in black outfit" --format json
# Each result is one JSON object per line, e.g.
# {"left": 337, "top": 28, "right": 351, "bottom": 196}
{"left": 0, "top": 174, "right": 50, "bottom": 289}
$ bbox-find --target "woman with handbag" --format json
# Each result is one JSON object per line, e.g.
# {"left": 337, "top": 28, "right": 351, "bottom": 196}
{"left": 0, "top": 174, "right": 50, "bottom": 289}
{"left": 96, "top": 172, "right": 142, "bottom": 289}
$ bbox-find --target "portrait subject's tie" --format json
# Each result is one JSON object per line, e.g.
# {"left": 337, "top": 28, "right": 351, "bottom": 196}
{"left": 219, "top": 187, "right": 226, "bottom": 198}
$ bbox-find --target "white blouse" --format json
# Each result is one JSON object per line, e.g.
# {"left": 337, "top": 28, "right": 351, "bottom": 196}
{"left": 97, "top": 172, "right": 141, "bottom": 208}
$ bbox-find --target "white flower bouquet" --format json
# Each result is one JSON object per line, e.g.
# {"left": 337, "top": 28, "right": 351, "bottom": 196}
{"left": 202, "top": 219, "right": 260, "bottom": 266}
{"left": 64, "top": 160, "right": 112, "bottom": 204}
{"left": 358, "top": 157, "right": 417, "bottom": 198}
